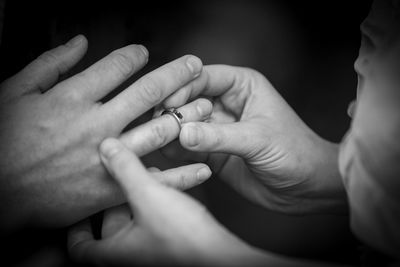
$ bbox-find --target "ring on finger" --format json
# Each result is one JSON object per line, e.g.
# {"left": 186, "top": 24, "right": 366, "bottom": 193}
{"left": 161, "top": 108, "right": 184, "bottom": 129}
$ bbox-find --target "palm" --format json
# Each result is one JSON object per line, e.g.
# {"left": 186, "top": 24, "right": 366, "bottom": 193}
{"left": 209, "top": 104, "right": 315, "bottom": 212}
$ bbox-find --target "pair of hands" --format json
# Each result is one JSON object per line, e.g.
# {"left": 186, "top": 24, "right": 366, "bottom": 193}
{"left": 0, "top": 34, "right": 346, "bottom": 265}
{"left": 67, "top": 65, "right": 347, "bottom": 266}
{"left": 67, "top": 65, "right": 344, "bottom": 266}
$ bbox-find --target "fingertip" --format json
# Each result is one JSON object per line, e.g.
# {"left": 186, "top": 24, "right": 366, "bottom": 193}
{"left": 180, "top": 122, "right": 202, "bottom": 149}
{"left": 99, "top": 138, "right": 124, "bottom": 160}
{"left": 197, "top": 165, "right": 212, "bottom": 184}
{"left": 65, "top": 34, "right": 87, "bottom": 48}
{"left": 196, "top": 98, "right": 213, "bottom": 118}
{"left": 64, "top": 35, "right": 88, "bottom": 60}
{"left": 138, "top": 44, "right": 149, "bottom": 59}
{"left": 79, "top": 35, "right": 89, "bottom": 50}
{"left": 185, "top": 55, "right": 203, "bottom": 77}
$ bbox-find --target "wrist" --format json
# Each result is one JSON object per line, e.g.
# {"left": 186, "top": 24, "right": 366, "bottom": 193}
{"left": 306, "top": 137, "right": 348, "bottom": 214}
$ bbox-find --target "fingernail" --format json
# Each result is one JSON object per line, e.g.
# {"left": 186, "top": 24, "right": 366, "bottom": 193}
{"left": 186, "top": 56, "right": 202, "bottom": 76}
{"left": 196, "top": 99, "right": 213, "bottom": 118}
{"left": 183, "top": 123, "right": 202, "bottom": 147}
{"left": 100, "top": 138, "right": 123, "bottom": 159}
{"left": 197, "top": 167, "right": 212, "bottom": 183}
{"left": 66, "top": 35, "right": 84, "bottom": 47}
{"left": 139, "top": 45, "right": 149, "bottom": 58}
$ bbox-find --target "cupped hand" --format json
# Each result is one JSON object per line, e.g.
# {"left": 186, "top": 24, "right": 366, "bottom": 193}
{"left": 68, "top": 138, "right": 271, "bottom": 267}
{"left": 0, "top": 35, "right": 212, "bottom": 232}
{"left": 162, "top": 65, "right": 348, "bottom": 214}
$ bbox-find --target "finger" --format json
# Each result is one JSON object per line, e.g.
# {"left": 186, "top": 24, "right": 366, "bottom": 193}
{"left": 68, "top": 219, "right": 102, "bottom": 265}
{"left": 99, "top": 138, "right": 162, "bottom": 209}
{"left": 160, "top": 140, "right": 228, "bottom": 173}
{"left": 120, "top": 98, "right": 212, "bottom": 156}
{"left": 160, "top": 139, "right": 210, "bottom": 163}
{"left": 162, "top": 64, "right": 236, "bottom": 107}
{"left": 162, "top": 70, "right": 208, "bottom": 108}
{"left": 151, "top": 163, "right": 212, "bottom": 190}
{"left": 53, "top": 44, "right": 148, "bottom": 102}
{"left": 1, "top": 35, "right": 88, "bottom": 99}
{"left": 160, "top": 100, "right": 235, "bottom": 164}
{"left": 179, "top": 121, "right": 258, "bottom": 158}
{"left": 163, "top": 65, "right": 259, "bottom": 118}
{"left": 101, "top": 55, "right": 203, "bottom": 129}
{"left": 102, "top": 204, "right": 131, "bottom": 239}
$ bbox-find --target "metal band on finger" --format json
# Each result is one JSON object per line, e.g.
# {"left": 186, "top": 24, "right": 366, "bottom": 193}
{"left": 161, "top": 108, "right": 184, "bottom": 129}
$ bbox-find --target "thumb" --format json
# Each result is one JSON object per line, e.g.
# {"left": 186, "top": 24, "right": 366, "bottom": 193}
{"left": 99, "top": 138, "right": 161, "bottom": 211}
{"left": 179, "top": 122, "right": 257, "bottom": 159}
{"left": 1, "top": 35, "right": 88, "bottom": 99}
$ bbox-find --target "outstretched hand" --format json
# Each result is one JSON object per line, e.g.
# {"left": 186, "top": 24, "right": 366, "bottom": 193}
{"left": 0, "top": 35, "right": 211, "bottom": 232}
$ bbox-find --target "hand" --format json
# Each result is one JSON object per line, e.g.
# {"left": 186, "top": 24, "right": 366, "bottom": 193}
{"left": 0, "top": 35, "right": 211, "bottom": 232}
{"left": 68, "top": 138, "right": 272, "bottom": 267}
{"left": 162, "top": 65, "right": 348, "bottom": 214}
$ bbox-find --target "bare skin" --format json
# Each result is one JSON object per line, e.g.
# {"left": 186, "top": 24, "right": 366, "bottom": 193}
{"left": 162, "top": 65, "right": 347, "bottom": 215}
{"left": 0, "top": 35, "right": 213, "bottom": 233}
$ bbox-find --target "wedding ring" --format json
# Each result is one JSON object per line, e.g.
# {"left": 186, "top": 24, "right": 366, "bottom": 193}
{"left": 161, "top": 108, "right": 184, "bottom": 129}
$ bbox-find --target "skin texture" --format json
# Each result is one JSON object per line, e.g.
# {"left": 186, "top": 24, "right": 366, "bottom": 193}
{"left": 339, "top": 0, "right": 400, "bottom": 258}
{"left": 71, "top": 1, "right": 400, "bottom": 265}
{"left": 68, "top": 138, "right": 330, "bottom": 267}
{"left": 0, "top": 35, "right": 214, "bottom": 233}
{"left": 162, "top": 65, "right": 347, "bottom": 215}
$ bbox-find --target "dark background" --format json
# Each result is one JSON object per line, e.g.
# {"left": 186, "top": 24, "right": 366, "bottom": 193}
{"left": 0, "top": 0, "right": 372, "bottom": 266}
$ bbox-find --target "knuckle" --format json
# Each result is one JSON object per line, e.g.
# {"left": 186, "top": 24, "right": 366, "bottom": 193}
{"left": 174, "top": 62, "right": 191, "bottom": 84}
{"left": 138, "top": 77, "right": 163, "bottom": 106}
{"left": 60, "top": 87, "right": 83, "bottom": 103}
{"left": 242, "top": 67, "right": 260, "bottom": 77}
{"left": 177, "top": 172, "right": 188, "bottom": 190}
{"left": 36, "top": 51, "right": 60, "bottom": 71}
{"left": 109, "top": 51, "right": 135, "bottom": 78}
{"left": 37, "top": 48, "right": 70, "bottom": 73}
{"left": 212, "top": 128, "right": 225, "bottom": 149}
{"left": 171, "top": 58, "right": 194, "bottom": 85}
{"left": 195, "top": 98, "right": 213, "bottom": 118}
{"left": 242, "top": 67, "right": 267, "bottom": 84}
{"left": 38, "top": 50, "right": 58, "bottom": 64}
{"left": 148, "top": 123, "right": 168, "bottom": 148}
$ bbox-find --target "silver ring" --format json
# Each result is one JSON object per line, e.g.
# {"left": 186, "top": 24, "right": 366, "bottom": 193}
{"left": 161, "top": 108, "right": 184, "bottom": 129}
